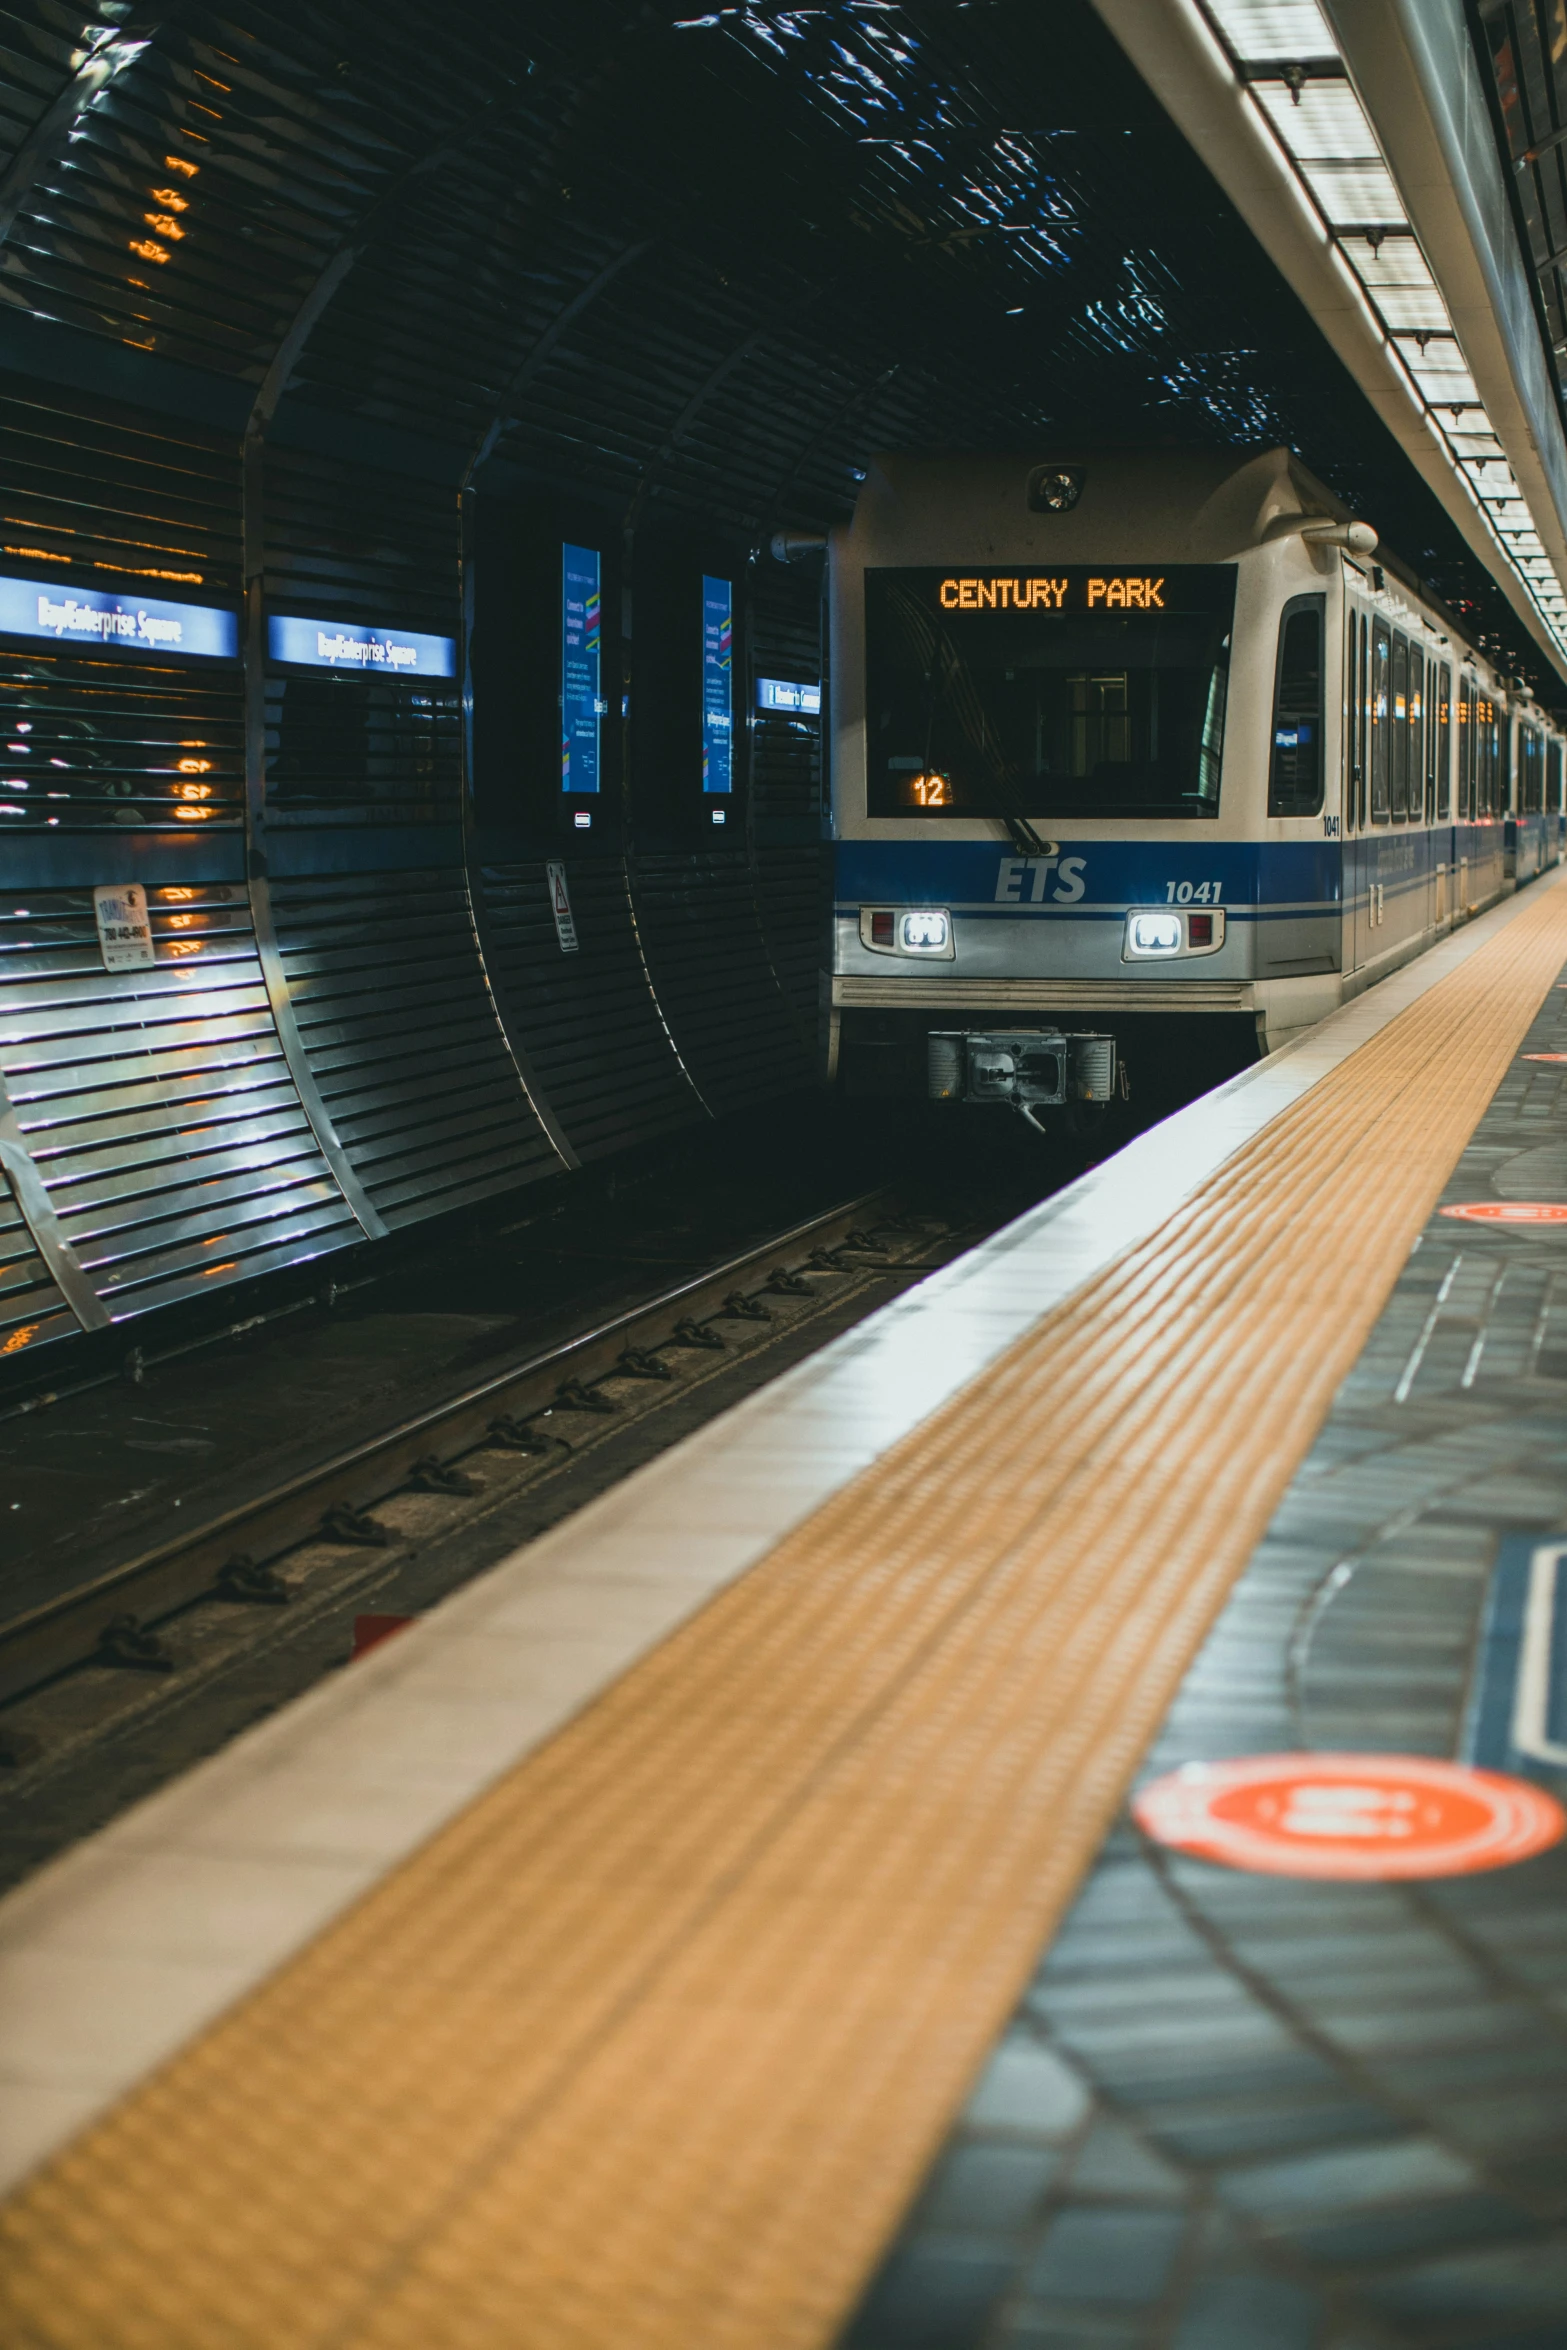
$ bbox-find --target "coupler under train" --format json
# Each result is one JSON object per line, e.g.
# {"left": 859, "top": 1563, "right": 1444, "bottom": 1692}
{"left": 927, "top": 1028, "right": 1121, "bottom": 1135}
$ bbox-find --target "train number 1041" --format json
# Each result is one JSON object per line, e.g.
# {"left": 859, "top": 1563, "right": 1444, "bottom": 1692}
{"left": 1164, "top": 880, "right": 1223, "bottom": 904}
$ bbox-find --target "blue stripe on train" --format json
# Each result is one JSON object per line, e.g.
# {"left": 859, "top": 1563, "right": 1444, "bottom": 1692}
{"left": 832, "top": 833, "right": 1513, "bottom": 916}
{"left": 833, "top": 839, "right": 1335, "bottom": 911}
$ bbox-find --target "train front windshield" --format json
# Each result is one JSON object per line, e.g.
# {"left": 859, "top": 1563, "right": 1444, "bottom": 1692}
{"left": 864, "top": 563, "right": 1236, "bottom": 820}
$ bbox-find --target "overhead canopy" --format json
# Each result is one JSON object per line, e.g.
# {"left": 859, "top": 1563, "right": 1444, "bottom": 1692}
{"left": 0, "top": 0, "right": 1559, "bottom": 690}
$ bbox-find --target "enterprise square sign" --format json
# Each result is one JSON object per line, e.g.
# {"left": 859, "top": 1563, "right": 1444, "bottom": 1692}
{"left": 0, "top": 575, "right": 239, "bottom": 660}
{"left": 267, "top": 614, "right": 457, "bottom": 678}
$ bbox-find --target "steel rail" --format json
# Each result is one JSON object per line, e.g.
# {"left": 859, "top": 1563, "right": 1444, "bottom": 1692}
{"left": 0, "top": 1189, "right": 898, "bottom": 1708}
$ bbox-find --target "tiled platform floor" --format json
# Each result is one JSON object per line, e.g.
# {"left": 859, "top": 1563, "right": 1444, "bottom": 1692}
{"left": 5, "top": 881, "right": 1566, "bottom": 2350}
{"left": 842, "top": 986, "right": 1567, "bottom": 2346}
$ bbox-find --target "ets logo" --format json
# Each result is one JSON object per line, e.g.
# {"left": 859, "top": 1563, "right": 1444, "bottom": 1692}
{"left": 994, "top": 855, "right": 1087, "bottom": 905}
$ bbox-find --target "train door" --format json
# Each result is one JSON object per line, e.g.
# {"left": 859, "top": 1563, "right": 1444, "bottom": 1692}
{"left": 1457, "top": 671, "right": 1474, "bottom": 914}
{"left": 1421, "top": 653, "right": 1434, "bottom": 930}
{"left": 1342, "top": 606, "right": 1366, "bottom": 974}
{"left": 1479, "top": 692, "right": 1503, "bottom": 903}
{"left": 1358, "top": 617, "right": 1391, "bottom": 964}
{"left": 1391, "top": 633, "right": 1425, "bottom": 954}
{"left": 1433, "top": 661, "right": 1452, "bottom": 927}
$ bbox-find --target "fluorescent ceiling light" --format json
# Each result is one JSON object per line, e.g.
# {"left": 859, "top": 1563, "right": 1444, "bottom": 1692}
{"left": 1196, "top": 1, "right": 1567, "bottom": 669}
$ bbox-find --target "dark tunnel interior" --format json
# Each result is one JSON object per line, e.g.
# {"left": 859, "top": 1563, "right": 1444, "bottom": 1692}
{"left": 0, "top": 0, "right": 1556, "bottom": 1364}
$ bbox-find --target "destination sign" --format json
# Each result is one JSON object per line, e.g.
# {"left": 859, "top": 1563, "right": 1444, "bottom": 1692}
{"left": 937, "top": 574, "right": 1168, "bottom": 612}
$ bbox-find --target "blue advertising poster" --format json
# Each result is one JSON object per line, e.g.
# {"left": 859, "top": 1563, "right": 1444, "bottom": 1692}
{"left": 0, "top": 575, "right": 238, "bottom": 661}
{"left": 701, "top": 575, "right": 733, "bottom": 794}
{"left": 267, "top": 615, "right": 456, "bottom": 678}
{"left": 561, "top": 544, "right": 602, "bottom": 794}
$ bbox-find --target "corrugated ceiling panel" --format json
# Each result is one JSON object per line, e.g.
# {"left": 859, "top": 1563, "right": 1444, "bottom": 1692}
{"left": 0, "top": 375, "right": 241, "bottom": 597}
{"left": 0, "top": 5, "right": 109, "bottom": 188}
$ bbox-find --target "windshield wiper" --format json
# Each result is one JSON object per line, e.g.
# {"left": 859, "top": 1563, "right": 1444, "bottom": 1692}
{"left": 1001, "top": 812, "right": 1057, "bottom": 857}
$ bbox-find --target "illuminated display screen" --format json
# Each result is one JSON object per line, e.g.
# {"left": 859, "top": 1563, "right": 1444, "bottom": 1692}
{"left": 756, "top": 676, "right": 822, "bottom": 714}
{"left": 701, "top": 574, "right": 733, "bottom": 794}
{"left": 0, "top": 575, "right": 238, "bottom": 661}
{"left": 561, "top": 543, "right": 603, "bottom": 794}
{"left": 267, "top": 614, "right": 456, "bottom": 677}
{"left": 866, "top": 564, "right": 1236, "bottom": 820}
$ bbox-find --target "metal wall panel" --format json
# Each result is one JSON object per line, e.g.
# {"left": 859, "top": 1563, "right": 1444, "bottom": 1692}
{"left": 0, "top": 1162, "right": 73, "bottom": 1357}
{"left": 267, "top": 868, "right": 561, "bottom": 1227}
{"left": 262, "top": 447, "right": 458, "bottom": 642}
{"left": 0, "top": 640, "right": 244, "bottom": 831}
{"left": 749, "top": 566, "right": 827, "bottom": 1046}
{"left": 629, "top": 850, "right": 813, "bottom": 1113}
{"left": 0, "top": 879, "right": 358, "bottom": 1322}
{"left": 256, "top": 442, "right": 564, "bottom": 1222}
{"left": 477, "top": 855, "right": 703, "bottom": 1162}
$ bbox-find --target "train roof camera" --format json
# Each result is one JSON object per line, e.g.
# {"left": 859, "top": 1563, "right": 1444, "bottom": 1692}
{"left": 1027, "top": 465, "right": 1083, "bottom": 513}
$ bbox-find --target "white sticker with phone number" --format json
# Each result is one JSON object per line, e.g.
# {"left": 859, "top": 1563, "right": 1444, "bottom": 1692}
{"left": 92, "top": 882, "right": 155, "bottom": 971}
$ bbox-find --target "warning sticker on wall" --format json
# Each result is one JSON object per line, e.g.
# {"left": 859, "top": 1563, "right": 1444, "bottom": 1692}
{"left": 92, "top": 882, "right": 154, "bottom": 972}
{"left": 545, "top": 860, "right": 579, "bottom": 954}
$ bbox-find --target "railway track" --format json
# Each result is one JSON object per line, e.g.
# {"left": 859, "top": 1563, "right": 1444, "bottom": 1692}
{"left": 0, "top": 1188, "right": 917, "bottom": 1716}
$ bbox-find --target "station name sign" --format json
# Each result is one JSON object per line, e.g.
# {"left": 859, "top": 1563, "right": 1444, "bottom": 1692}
{"left": 756, "top": 676, "right": 822, "bottom": 714}
{"left": 938, "top": 574, "right": 1167, "bottom": 611}
{"left": 267, "top": 614, "right": 457, "bottom": 678}
{"left": 0, "top": 575, "right": 239, "bottom": 660}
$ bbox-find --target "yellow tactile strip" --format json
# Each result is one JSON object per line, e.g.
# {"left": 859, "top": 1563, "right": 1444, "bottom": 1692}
{"left": 6, "top": 885, "right": 1567, "bottom": 2350}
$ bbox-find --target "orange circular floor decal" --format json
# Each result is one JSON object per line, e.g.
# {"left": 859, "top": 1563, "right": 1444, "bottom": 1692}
{"left": 1439, "top": 1200, "right": 1567, "bottom": 1223}
{"left": 1133, "top": 1754, "right": 1565, "bottom": 1879}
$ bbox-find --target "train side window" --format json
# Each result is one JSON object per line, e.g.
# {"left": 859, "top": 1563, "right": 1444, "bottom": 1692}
{"left": 1269, "top": 594, "right": 1325, "bottom": 816}
{"left": 1550, "top": 739, "right": 1563, "bottom": 813}
{"left": 1353, "top": 611, "right": 1362, "bottom": 831}
{"left": 1458, "top": 675, "right": 1473, "bottom": 819}
{"left": 1423, "top": 658, "right": 1435, "bottom": 822}
{"left": 1436, "top": 663, "right": 1451, "bottom": 819}
{"left": 1343, "top": 611, "right": 1355, "bottom": 831}
{"left": 1390, "top": 632, "right": 1409, "bottom": 820}
{"left": 1370, "top": 620, "right": 1391, "bottom": 821}
{"left": 1527, "top": 728, "right": 1544, "bottom": 813}
{"left": 1503, "top": 716, "right": 1515, "bottom": 817}
{"left": 1409, "top": 644, "right": 1424, "bottom": 821}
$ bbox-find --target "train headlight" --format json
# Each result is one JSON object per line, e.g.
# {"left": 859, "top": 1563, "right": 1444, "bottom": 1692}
{"left": 1126, "top": 910, "right": 1183, "bottom": 957}
{"left": 898, "top": 908, "right": 951, "bottom": 954}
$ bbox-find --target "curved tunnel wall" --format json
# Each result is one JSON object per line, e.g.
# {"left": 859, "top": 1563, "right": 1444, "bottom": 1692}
{"left": 1, "top": 0, "right": 1557, "bottom": 1361}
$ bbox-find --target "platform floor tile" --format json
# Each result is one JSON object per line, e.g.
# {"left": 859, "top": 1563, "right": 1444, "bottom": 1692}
{"left": 845, "top": 929, "right": 1567, "bottom": 2349}
{"left": 5, "top": 884, "right": 1567, "bottom": 2349}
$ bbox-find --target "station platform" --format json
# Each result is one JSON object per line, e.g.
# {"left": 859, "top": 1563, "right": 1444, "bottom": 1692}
{"left": 4, "top": 877, "right": 1567, "bottom": 2349}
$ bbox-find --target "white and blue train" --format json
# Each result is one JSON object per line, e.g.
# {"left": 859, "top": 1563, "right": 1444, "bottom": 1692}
{"left": 823, "top": 446, "right": 1565, "bottom": 1123}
